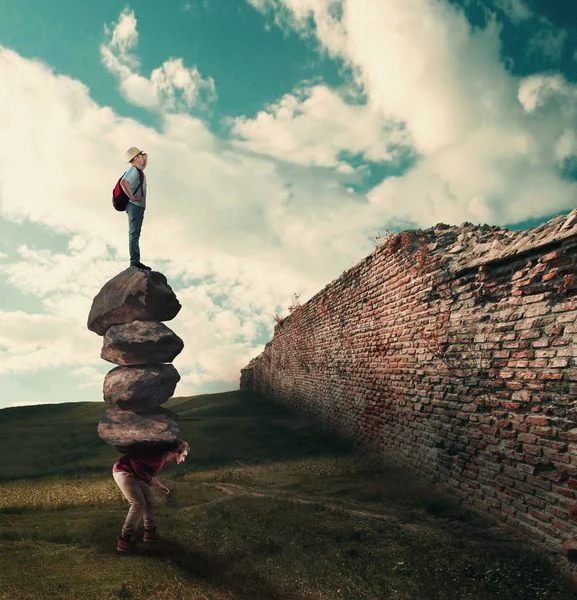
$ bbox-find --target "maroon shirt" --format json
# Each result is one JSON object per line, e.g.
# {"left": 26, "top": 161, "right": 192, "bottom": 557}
{"left": 113, "top": 452, "right": 168, "bottom": 485}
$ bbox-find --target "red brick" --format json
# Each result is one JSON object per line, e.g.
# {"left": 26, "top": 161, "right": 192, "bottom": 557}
{"left": 531, "top": 426, "right": 556, "bottom": 438}
{"left": 529, "top": 509, "right": 551, "bottom": 523}
{"left": 542, "top": 250, "right": 563, "bottom": 263}
{"left": 554, "top": 485, "right": 576, "bottom": 498}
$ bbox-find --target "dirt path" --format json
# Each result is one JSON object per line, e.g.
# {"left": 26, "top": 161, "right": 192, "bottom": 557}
{"left": 211, "top": 482, "right": 400, "bottom": 521}
{"left": 193, "top": 482, "right": 509, "bottom": 541}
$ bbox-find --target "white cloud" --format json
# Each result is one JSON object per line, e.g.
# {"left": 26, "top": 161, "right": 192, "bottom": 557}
{"left": 247, "top": 0, "right": 577, "bottom": 227}
{"left": 106, "top": 7, "right": 140, "bottom": 68}
{"left": 493, "top": 0, "right": 532, "bottom": 23}
{"left": 100, "top": 8, "right": 216, "bottom": 112}
{"left": 0, "top": 310, "right": 99, "bottom": 374}
{"left": 72, "top": 366, "right": 106, "bottom": 388}
{"left": 169, "top": 288, "right": 266, "bottom": 390}
{"left": 252, "top": 0, "right": 505, "bottom": 154}
{"left": 556, "top": 130, "right": 577, "bottom": 164}
{"left": 230, "top": 84, "right": 410, "bottom": 168}
{"left": 527, "top": 18, "right": 568, "bottom": 64}
{"left": 518, "top": 73, "right": 577, "bottom": 113}
{"left": 150, "top": 58, "right": 215, "bottom": 112}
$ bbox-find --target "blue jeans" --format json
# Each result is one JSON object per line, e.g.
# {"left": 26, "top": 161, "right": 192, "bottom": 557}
{"left": 126, "top": 202, "right": 145, "bottom": 264}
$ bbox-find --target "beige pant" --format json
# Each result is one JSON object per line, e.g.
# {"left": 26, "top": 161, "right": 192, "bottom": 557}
{"left": 113, "top": 470, "right": 155, "bottom": 538}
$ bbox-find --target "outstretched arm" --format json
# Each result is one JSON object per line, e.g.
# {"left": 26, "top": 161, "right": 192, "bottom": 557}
{"left": 150, "top": 477, "right": 170, "bottom": 495}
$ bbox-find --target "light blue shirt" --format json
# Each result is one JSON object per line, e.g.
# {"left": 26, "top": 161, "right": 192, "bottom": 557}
{"left": 122, "top": 166, "right": 147, "bottom": 209}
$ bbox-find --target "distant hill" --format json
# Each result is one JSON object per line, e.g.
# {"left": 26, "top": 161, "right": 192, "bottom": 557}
{"left": 0, "top": 390, "right": 350, "bottom": 481}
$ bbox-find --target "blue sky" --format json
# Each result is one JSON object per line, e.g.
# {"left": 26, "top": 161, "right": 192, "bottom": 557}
{"left": 0, "top": 0, "right": 576, "bottom": 408}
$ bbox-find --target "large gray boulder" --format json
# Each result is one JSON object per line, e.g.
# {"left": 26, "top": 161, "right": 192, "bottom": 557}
{"left": 103, "top": 364, "right": 181, "bottom": 411}
{"left": 102, "top": 321, "right": 184, "bottom": 366}
{"left": 98, "top": 406, "right": 179, "bottom": 449}
{"left": 88, "top": 268, "right": 181, "bottom": 336}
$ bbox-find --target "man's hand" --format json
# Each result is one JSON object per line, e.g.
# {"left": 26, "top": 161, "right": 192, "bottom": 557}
{"left": 132, "top": 195, "right": 143, "bottom": 202}
{"left": 151, "top": 477, "right": 170, "bottom": 495}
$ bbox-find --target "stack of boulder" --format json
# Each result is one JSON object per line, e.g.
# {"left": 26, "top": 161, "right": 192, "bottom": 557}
{"left": 87, "top": 267, "right": 184, "bottom": 452}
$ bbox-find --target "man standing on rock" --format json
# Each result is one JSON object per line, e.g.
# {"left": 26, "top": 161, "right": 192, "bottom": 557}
{"left": 121, "top": 147, "right": 151, "bottom": 271}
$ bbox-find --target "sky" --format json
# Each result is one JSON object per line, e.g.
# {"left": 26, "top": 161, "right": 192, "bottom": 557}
{"left": 0, "top": 0, "right": 576, "bottom": 409}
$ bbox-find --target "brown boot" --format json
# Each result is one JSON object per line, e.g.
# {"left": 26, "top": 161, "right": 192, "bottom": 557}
{"left": 117, "top": 536, "right": 137, "bottom": 553}
{"left": 143, "top": 528, "right": 163, "bottom": 543}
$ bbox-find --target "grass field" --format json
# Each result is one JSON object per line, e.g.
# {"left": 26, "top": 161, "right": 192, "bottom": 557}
{"left": 0, "top": 390, "right": 573, "bottom": 600}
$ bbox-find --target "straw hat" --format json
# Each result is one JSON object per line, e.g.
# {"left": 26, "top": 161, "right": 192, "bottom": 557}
{"left": 125, "top": 146, "right": 144, "bottom": 163}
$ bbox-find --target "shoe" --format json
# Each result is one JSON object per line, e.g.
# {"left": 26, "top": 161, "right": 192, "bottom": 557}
{"left": 130, "top": 262, "right": 152, "bottom": 271}
{"left": 117, "top": 536, "right": 137, "bottom": 553}
{"left": 143, "top": 528, "right": 164, "bottom": 543}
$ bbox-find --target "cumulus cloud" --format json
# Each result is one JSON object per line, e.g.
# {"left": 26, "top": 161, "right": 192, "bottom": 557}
{"left": 72, "top": 366, "right": 106, "bottom": 388}
{"left": 100, "top": 8, "right": 216, "bottom": 112}
{"left": 517, "top": 73, "right": 577, "bottom": 114}
{"left": 556, "top": 130, "right": 577, "bottom": 164}
{"left": 230, "top": 84, "right": 411, "bottom": 168}
{"left": 247, "top": 0, "right": 577, "bottom": 226}
{"left": 248, "top": 0, "right": 346, "bottom": 53}
{"left": 527, "top": 17, "right": 568, "bottom": 64}
{"left": 0, "top": 310, "right": 98, "bottom": 374}
{"left": 493, "top": 0, "right": 533, "bottom": 24}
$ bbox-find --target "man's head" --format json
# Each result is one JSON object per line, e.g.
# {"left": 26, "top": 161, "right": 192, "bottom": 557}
{"left": 167, "top": 439, "right": 190, "bottom": 464}
{"left": 125, "top": 146, "right": 146, "bottom": 168}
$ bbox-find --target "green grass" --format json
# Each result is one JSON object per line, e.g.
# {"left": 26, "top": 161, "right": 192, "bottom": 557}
{"left": 0, "top": 391, "right": 573, "bottom": 600}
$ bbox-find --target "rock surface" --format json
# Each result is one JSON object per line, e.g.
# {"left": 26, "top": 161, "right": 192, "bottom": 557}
{"left": 97, "top": 406, "right": 179, "bottom": 448}
{"left": 87, "top": 267, "right": 181, "bottom": 336}
{"left": 427, "top": 214, "right": 577, "bottom": 275}
{"left": 103, "top": 364, "right": 181, "bottom": 411}
{"left": 101, "top": 321, "right": 184, "bottom": 365}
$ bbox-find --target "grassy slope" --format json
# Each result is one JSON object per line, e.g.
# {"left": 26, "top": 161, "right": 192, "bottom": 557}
{"left": 0, "top": 391, "right": 573, "bottom": 600}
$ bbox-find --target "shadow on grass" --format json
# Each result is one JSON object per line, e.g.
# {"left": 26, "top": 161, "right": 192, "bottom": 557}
{"left": 123, "top": 540, "right": 300, "bottom": 600}
{"left": 173, "top": 391, "right": 352, "bottom": 471}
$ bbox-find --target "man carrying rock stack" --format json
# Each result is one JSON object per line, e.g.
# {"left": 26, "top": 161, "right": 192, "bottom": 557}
{"left": 121, "top": 147, "right": 151, "bottom": 271}
{"left": 87, "top": 265, "right": 186, "bottom": 552}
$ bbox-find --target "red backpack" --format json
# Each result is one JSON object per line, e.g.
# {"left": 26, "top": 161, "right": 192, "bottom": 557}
{"left": 112, "top": 168, "right": 144, "bottom": 211}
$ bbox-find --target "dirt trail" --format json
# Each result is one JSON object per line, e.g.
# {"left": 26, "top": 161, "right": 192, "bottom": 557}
{"left": 193, "top": 482, "right": 510, "bottom": 542}
{"left": 211, "top": 482, "right": 400, "bottom": 521}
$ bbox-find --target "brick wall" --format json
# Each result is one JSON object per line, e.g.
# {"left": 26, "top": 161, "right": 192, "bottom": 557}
{"left": 241, "top": 216, "right": 577, "bottom": 553}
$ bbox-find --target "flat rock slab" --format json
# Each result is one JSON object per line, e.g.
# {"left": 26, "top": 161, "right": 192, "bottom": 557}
{"left": 104, "top": 364, "right": 181, "bottom": 411}
{"left": 98, "top": 407, "right": 179, "bottom": 449}
{"left": 102, "top": 321, "right": 184, "bottom": 366}
{"left": 88, "top": 267, "right": 181, "bottom": 336}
